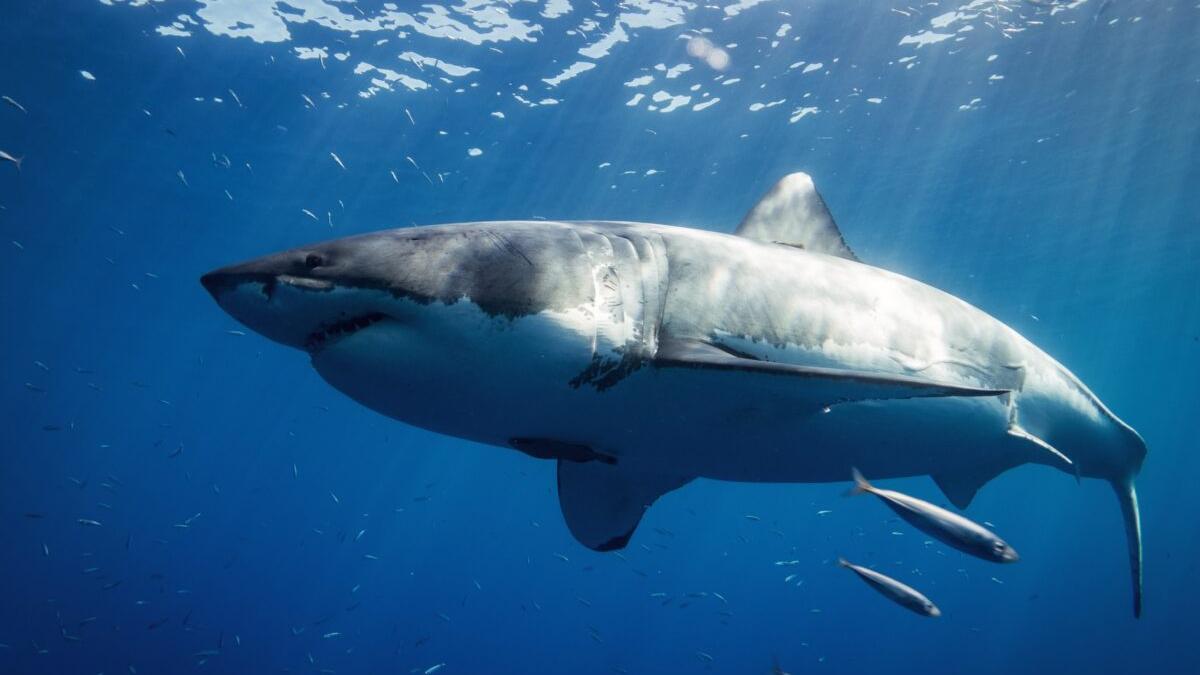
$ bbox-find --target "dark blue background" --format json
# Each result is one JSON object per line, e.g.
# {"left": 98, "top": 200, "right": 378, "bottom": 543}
{"left": 1, "top": 1, "right": 1197, "bottom": 673}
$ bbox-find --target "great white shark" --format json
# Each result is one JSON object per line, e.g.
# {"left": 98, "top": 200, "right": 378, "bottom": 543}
{"left": 201, "top": 173, "right": 1146, "bottom": 616}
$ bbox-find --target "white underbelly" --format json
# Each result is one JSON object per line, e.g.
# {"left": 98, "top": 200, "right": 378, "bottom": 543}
{"left": 309, "top": 303, "right": 1018, "bottom": 485}
{"left": 552, "top": 367, "right": 1016, "bottom": 482}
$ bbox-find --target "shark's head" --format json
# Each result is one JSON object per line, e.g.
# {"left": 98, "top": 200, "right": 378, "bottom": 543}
{"left": 200, "top": 224, "right": 598, "bottom": 439}
{"left": 201, "top": 231, "right": 418, "bottom": 354}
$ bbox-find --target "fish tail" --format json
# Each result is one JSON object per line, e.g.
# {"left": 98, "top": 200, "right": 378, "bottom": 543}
{"left": 1111, "top": 478, "right": 1143, "bottom": 618}
{"left": 845, "top": 467, "right": 872, "bottom": 496}
{"left": 13, "top": 155, "right": 21, "bottom": 172}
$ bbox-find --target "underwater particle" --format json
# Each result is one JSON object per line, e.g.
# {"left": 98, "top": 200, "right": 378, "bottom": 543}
{"left": 330, "top": 152, "right": 347, "bottom": 170}
{"left": 176, "top": 170, "right": 188, "bottom": 187}
{"left": 467, "top": 148, "right": 483, "bottom": 157}
{"left": 79, "top": 70, "right": 95, "bottom": 81}
{"left": 2, "top": 95, "right": 26, "bottom": 113}
{"left": 0, "top": 150, "right": 23, "bottom": 171}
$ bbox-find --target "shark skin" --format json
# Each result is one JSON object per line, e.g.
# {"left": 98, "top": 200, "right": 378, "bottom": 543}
{"left": 201, "top": 173, "right": 1146, "bottom": 616}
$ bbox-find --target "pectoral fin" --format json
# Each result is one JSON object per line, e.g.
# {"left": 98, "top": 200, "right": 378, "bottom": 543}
{"left": 655, "top": 338, "right": 1009, "bottom": 405}
{"left": 557, "top": 461, "right": 691, "bottom": 551}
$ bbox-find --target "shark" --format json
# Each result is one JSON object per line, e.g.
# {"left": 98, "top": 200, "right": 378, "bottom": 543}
{"left": 201, "top": 172, "right": 1146, "bottom": 616}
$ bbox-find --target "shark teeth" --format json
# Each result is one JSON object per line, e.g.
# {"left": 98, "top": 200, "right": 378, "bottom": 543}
{"left": 305, "top": 313, "right": 386, "bottom": 352}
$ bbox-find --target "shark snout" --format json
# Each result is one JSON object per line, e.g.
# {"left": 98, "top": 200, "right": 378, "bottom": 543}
{"left": 201, "top": 247, "right": 399, "bottom": 354}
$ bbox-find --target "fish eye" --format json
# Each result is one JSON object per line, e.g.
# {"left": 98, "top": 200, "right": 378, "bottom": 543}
{"left": 305, "top": 253, "right": 325, "bottom": 269}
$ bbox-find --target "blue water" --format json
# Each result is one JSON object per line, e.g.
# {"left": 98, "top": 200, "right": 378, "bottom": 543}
{"left": 2, "top": 1, "right": 1198, "bottom": 673}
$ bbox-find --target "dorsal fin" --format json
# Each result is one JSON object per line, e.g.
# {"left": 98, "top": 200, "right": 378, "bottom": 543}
{"left": 736, "top": 172, "right": 858, "bottom": 261}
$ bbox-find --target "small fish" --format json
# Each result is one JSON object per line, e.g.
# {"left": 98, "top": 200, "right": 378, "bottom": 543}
{"left": 176, "top": 170, "right": 188, "bottom": 187}
{"left": 77, "top": 518, "right": 103, "bottom": 527}
{"left": 847, "top": 469, "right": 1018, "bottom": 563}
{"left": 301, "top": 209, "right": 318, "bottom": 222}
{"left": 390, "top": 170, "right": 399, "bottom": 183}
{"left": 424, "top": 664, "right": 445, "bottom": 675}
{"left": 330, "top": 152, "right": 347, "bottom": 170}
{"left": 405, "top": 108, "right": 415, "bottom": 125}
{"left": 228, "top": 89, "right": 242, "bottom": 107}
{"left": 838, "top": 557, "right": 941, "bottom": 617}
{"left": 301, "top": 94, "right": 316, "bottom": 108}
{"left": 0, "top": 150, "right": 22, "bottom": 172}
{"left": 2, "top": 95, "right": 27, "bottom": 113}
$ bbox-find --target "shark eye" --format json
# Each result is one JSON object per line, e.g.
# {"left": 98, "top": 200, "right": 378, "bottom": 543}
{"left": 304, "top": 253, "right": 325, "bottom": 269}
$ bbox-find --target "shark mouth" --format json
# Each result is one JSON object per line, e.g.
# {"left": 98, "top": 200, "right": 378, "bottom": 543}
{"left": 305, "top": 312, "right": 386, "bottom": 352}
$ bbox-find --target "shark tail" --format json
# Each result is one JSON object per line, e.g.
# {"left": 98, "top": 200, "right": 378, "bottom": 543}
{"left": 845, "top": 467, "right": 872, "bottom": 497}
{"left": 1112, "top": 478, "right": 1143, "bottom": 618}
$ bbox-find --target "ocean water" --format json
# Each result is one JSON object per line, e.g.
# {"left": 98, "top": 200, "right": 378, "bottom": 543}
{"left": 2, "top": 1, "right": 1198, "bottom": 673}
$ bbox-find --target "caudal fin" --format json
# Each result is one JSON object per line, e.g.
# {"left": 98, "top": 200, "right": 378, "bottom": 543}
{"left": 1112, "top": 479, "right": 1143, "bottom": 618}
{"left": 845, "top": 467, "right": 872, "bottom": 497}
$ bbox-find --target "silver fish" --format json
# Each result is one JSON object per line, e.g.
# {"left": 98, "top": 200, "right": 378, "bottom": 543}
{"left": 848, "top": 468, "right": 1018, "bottom": 563}
{"left": 839, "top": 557, "right": 941, "bottom": 617}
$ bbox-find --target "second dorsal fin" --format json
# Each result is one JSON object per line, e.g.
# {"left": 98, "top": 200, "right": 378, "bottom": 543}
{"left": 735, "top": 172, "right": 858, "bottom": 261}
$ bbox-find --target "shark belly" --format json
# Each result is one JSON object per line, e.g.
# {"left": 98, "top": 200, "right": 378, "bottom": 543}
{"left": 561, "top": 365, "right": 1016, "bottom": 483}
